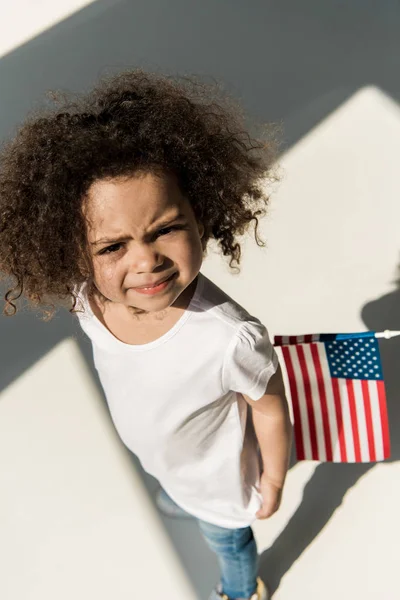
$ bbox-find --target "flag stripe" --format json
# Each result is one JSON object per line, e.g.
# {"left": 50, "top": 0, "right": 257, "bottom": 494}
{"left": 331, "top": 378, "right": 347, "bottom": 461}
{"left": 316, "top": 344, "right": 341, "bottom": 461}
{"left": 274, "top": 332, "right": 377, "bottom": 346}
{"left": 289, "top": 345, "right": 313, "bottom": 460}
{"left": 297, "top": 345, "right": 319, "bottom": 460}
{"left": 281, "top": 346, "right": 305, "bottom": 460}
{"left": 346, "top": 380, "right": 362, "bottom": 462}
{"left": 377, "top": 380, "right": 390, "bottom": 459}
{"left": 303, "top": 343, "right": 326, "bottom": 460}
{"left": 310, "top": 344, "right": 332, "bottom": 461}
{"left": 352, "top": 380, "right": 371, "bottom": 461}
{"left": 361, "top": 379, "right": 376, "bottom": 461}
{"left": 340, "top": 381, "right": 355, "bottom": 462}
{"left": 369, "top": 382, "right": 384, "bottom": 460}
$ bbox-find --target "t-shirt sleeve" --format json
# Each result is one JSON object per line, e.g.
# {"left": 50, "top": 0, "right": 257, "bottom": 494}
{"left": 222, "top": 320, "right": 279, "bottom": 401}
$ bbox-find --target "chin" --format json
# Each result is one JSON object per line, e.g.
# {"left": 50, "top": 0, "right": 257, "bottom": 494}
{"left": 128, "top": 293, "right": 177, "bottom": 311}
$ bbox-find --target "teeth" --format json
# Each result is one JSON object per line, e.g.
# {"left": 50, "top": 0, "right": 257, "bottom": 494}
{"left": 142, "top": 281, "right": 162, "bottom": 289}
{"left": 137, "top": 275, "right": 172, "bottom": 290}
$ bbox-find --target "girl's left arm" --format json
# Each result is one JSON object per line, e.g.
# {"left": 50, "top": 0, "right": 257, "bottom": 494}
{"left": 242, "top": 364, "right": 293, "bottom": 519}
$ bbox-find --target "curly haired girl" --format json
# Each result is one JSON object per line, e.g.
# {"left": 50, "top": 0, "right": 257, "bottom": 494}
{"left": 0, "top": 70, "right": 291, "bottom": 600}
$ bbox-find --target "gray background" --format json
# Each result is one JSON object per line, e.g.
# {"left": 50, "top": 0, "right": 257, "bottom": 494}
{"left": 1, "top": 1, "right": 399, "bottom": 597}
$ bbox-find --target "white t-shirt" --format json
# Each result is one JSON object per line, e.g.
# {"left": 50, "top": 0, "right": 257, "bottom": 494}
{"left": 76, "top": 273, "right": 279, "bottom": 528}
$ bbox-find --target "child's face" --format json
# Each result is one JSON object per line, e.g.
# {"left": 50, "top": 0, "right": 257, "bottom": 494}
{"left": 85, "top": 171, "right": 205, "bottom": 314}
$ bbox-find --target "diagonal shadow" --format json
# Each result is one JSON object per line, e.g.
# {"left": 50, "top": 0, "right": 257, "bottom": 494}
{"left": 259, "top": 282, "right": 400, "bottom": 595}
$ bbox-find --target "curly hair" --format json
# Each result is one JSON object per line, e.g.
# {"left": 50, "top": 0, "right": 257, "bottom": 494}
{"left": 0, "top": 70, "right": 278, "bottom": 319}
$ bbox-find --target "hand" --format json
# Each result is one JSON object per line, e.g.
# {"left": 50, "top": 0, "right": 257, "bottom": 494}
{"left": 256, "top": 473, "right": 283, "bottom": 520}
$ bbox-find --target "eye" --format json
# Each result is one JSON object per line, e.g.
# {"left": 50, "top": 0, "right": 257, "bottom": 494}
{"left": 99, "top": 242, "right": 123, "bottom": 255}
{"left": 156, "top": 225, "right": 186, "bottom": 237}
{"left": 97, "top": 225, "right": 186, "bottom": 255}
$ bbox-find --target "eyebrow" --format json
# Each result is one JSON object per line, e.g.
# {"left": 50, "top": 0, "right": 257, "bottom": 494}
{"left": 91, "top": 212, "right": 186, "bottom": 246}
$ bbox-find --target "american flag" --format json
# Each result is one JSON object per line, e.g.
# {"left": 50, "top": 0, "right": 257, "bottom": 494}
{"left": 274, "top": 332, "right": 390, "bottom": 463}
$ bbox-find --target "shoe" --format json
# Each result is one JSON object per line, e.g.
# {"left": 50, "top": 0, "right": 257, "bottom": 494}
{"left": 155, "top": 487, "right": 194, "bottom": 519}
{"left": 208, "top": 577, "right": 270, "bottom": 600}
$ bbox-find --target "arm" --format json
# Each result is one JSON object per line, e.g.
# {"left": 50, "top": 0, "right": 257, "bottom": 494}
{"left": 242, "top": 364, "right": 292, "bottom": 519}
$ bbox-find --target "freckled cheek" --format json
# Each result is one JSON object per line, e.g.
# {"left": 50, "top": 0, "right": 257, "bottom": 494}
{"left": 93, "top": 260, "right": 122, "bottom": 289}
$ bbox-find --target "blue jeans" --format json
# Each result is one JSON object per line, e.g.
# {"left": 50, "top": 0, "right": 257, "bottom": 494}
{"left": 157, "top": 489, "right": 259, "bottom": 598}
{"left": 198, "top": 519, "right": 259, "bottom": 599}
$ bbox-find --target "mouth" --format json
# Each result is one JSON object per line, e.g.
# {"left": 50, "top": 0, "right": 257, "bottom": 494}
{"left": 133, "top": 273, "right": 177, "bottom": 295}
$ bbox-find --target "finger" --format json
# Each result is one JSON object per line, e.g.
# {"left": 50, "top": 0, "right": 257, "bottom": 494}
{"left": 257, "top": 495, "right": 282, "bottom": 518}
{"left": 256, "top": 511, "right": 269, "bottom": 520}
{"left": 256, "top": 510, "right": 273, "bottom": 519}
{"left": 256, "top": 504, "right": 276, "bottom": 519}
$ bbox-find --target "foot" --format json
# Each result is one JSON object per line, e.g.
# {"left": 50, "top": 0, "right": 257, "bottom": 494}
{"left": 155, "top": 487, "right": 194, "bottom": 519}
{"left": 208, "top": 577, "right": 270, "bottom": 600}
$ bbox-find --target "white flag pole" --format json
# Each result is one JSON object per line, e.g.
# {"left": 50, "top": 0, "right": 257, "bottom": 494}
{"left": 375, "top": 330, "right": 400, "bottom": 339}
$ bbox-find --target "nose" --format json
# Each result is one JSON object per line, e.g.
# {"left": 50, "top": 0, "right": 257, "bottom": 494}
{"left": 128, "top": 242, "right": 164, "bottom": 273}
